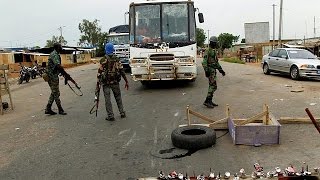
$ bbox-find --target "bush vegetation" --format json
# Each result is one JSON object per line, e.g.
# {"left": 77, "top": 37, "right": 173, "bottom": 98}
{"left": 222, "top": 57, "right": 245, "bottom": 64}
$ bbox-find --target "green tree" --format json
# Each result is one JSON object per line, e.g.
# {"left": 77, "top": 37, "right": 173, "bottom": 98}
{"left": 196, "top": 28, "right": 206, "bottom": 47}
{"left": 78, "top": 19, "right": 103, "bottom": 47}
{"left": 218, "top": 33, "right": 239, "bottom": 54}
{"left": 96, "top": 32, "right": 109, "bottom": 57}
{"left": 78, "top": 19, "right": 108, "bottom": 57}
{"left": 45, "top": 36, "right": 67, "bottom": 47}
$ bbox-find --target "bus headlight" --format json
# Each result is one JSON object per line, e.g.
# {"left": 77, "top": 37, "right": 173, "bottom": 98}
{"left": 131, "top": 59, "right": 146, "bottom": 64}
{"left": 179, "top": 57, "right": 194, "bottom": 63}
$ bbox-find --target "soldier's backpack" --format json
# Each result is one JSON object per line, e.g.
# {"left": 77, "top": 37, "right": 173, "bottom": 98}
{"left": 101, "top": 55, "right": 121, "bottom": 84}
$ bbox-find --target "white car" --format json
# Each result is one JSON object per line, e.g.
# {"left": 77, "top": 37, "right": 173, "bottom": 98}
{"left": 262, "top": 48, "right": 320, "bottom": 80}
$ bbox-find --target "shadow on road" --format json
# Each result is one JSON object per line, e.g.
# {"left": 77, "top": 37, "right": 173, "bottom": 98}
{"left": 269, "top": 73, "right": 320, "bottom": 82}
{"left": 138, "top": 80, "right": 196, "bottom": 90}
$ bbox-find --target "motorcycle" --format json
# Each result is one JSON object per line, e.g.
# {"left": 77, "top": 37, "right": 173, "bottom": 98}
{"left": 38, "top": 66, "right": 45, "bottom": 77}
{"left": 18, "top": 65, "right": 31, "bottom": 84}
{"left": 29, "top": 65, "right": 41, "bottom": 79}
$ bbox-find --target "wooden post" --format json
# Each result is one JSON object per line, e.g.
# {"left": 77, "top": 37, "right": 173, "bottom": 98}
{"left": 263, "top": 104, "right": 269, "bottom": 125}
{"left": 189, "top": 110, "right": 215, "bottom": 123}
{"left": 226, "top": 104, "right": 230, "bottom": 119}
{"left": 186, "top": 105, "right": 191, "bottom": 126}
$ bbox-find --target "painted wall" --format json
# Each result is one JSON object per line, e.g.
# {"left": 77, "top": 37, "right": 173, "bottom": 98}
{"left": 0, "top": 53, "right": 14, "bottom": 64}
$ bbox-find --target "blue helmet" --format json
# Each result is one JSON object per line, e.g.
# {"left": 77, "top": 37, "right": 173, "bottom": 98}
{"left": 105, "top": 42, "right": 115, "bottom": 55}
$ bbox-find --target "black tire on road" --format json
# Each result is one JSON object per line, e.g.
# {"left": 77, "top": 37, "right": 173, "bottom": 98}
{"left": 18, "top": 78, "right": 23, "bottom": 84}
{"left": 171, "top": 125, "right": 216, "bottom": 150}
{"left": 290, "top": 66, "right": 300, "bottom": 80}
{"left": 141, "top": 81, "right": 150, "bottom": 86}
{"left": 263, "top": 63, "right": 270, "bottom": 75}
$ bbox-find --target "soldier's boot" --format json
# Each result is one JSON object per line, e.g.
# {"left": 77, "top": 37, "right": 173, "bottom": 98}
{"left": 203, "top": 97, "right": 214, "bottom": 108}
{"left": 211, "top": 98, "right": 218, "bottom": 106}
{"left": 45, "top": 104, "right": 57, "bottom": 115}
{"left": 120, "top": 112, "right": 126, "bottom": 118}
{"left": 57, "top": 105, "right": 67, "bottom": 115}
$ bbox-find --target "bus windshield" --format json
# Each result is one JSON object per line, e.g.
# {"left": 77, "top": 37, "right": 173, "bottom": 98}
{"left": 131, "top": 2, "right": 196, "bottom": 44}
{"left": 107, "top": 35, "right": 129, "bottom": 45}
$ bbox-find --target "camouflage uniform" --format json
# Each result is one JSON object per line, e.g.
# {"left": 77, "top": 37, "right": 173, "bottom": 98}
{"left": 46, "top": 50, "right": 62, "bottom": 110}
{"left": 202, "top": 48, "right": 225, "bottom": 107}
{"left": 98, "top": 55, "right": 126, "bottom": 119}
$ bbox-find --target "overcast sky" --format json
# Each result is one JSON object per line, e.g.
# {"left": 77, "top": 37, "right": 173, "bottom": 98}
{"left": 1, "top": 0, "right": 320, "bottom": 48}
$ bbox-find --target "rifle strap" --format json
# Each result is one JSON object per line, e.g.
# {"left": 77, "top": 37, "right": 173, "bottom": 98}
{"left": 67, "top": 81, "right": 83, "bottom": 96}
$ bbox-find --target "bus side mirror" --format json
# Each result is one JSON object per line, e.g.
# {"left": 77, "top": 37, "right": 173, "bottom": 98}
{"left": 198, "top": 13, "right": 204, "bottom": 23}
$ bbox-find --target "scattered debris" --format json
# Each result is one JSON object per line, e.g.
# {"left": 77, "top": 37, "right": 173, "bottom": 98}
{"left": 291, "top": 89, "right": 304, "bottom": 93}
{"left": 280, "top": 99, "right": 284, "bottom": 101}
{"left": 15, "top": 127, "right": 20, "bottom": 131}
{"left": 285, "top": 85, "right": 292, "bottom": 87}
{"left": 31, "top": 115, "right": 35, "bottom": 118}
{"left": 174, "top": 112, "right": 179, "bottom": 117}
{"left": 39, "top": 94, "right": 43, "bottom": 96}
{"left": 182, "top": 92, "right": 186, "bottom": 95}
{"left": 310, "top": 103, "right": 317, "bottom": 106}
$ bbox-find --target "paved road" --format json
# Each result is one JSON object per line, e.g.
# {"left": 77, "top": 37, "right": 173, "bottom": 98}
{"left": 0, "top": 60, "right": 320, "bottom": 179}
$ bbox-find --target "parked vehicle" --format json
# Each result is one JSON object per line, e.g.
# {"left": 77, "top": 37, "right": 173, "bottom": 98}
{"left": 107, "top": 25, "right": 130, "bottom": 70}
{"left": 18, "top": 65, "right": 31, "bottom": 84}
{"left": 262, "top": 48, "right": 320, "bottom": 80}
{"left": 29, "top": 65, "right": 43, "bottom": 79}
{"left": 29, "top": 66, "right": 37, "bottom": 79}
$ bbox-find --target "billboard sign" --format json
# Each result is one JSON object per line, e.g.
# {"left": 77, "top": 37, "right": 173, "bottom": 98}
{"left": 244, "top": 22, "right": 270, "bottom": 44}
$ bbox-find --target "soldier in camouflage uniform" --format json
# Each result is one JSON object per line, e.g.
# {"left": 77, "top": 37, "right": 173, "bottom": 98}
{"left": 45, "top": 43, "right": 67, "bottom": 115}
{"left": 97, "top": 43, "right": 129, "bottom": 121}
{"left": 202, "top": 36, "right": 226, "bottom": 108}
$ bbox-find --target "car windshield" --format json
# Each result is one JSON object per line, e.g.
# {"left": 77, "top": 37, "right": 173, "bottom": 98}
{"left": 107, "top": 35, "right": 129, "bottom": 45}
{"left": 288, "top": 50, "right": 317, "bottom": 59}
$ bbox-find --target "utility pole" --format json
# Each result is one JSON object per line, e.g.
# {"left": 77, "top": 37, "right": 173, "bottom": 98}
{"left": 314, "top": 16, "right": 316, "bottom": 38}
{"left": 278, "top": 0, "right": 283, "bottom": 47}
{"left": 124, "top": 12, "right": 129, "bottom": 25}
{"left": 272, "top": 4, "right": 276, "bottom": 50}
{"left": 58, "top": 26, "right": 65, "bottom": 44}
{"left": 207, "top": 30, "right": 210, "bottom": 48}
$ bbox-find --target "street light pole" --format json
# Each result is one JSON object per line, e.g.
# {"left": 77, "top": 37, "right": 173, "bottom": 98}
{"left": 314, "top": 16, "right": 316, "bottom": 38}
{"left": 124, "top": 12, "right": 129, "bottom": 25}
{"left": 58, "top": 26, "right": 66, "bottom": 44}
{"left": 278, "top": 0, "right": 283, "bottom": 47}
{"left": 207, "top": 30, "right": 210, "bottom": 48}
{"left": 272, "top": 4, "right": 276, "bottom": 50}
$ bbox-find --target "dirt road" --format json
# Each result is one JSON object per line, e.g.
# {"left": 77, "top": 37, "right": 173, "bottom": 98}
{"left": 0, "top": 60, "right": 319, "bottom": 179}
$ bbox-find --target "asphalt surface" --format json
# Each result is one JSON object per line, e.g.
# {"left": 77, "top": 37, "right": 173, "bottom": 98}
{"left": 0, "top": 60, "right": 320, "bottom": 179}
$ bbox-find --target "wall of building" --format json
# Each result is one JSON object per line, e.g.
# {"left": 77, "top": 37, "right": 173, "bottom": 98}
{"left": 0, "top": 53, "right": 15, "bottom": 64}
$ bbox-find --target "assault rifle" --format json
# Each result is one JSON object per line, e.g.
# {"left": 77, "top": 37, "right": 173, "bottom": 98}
{"left": 59, "top": 67, "right": 83, "bottom": 96}
{"left": 90, "top": 78, "right": 101, "bottom": 117}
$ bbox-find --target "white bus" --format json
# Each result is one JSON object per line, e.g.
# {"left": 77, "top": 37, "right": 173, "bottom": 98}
{"left": 129, "top": 0, "right": 204, "bottom": 84}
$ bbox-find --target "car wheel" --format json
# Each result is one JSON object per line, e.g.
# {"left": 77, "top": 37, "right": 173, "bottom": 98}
{"left": 290, "top": 66, "right": 300, "bottom": 80}
{"left": 263, "top": 63, "right": 270, "bottom": 75}
{"left": 171, "top": 125, "right": 216, "bottom": 150}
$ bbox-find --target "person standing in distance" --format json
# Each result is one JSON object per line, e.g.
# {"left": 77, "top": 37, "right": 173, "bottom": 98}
{"left": 202, "top": 36, "right": 226, "bottom": 108}
{"left": 97, "top": 43, "right": 129, "bottom": 121}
